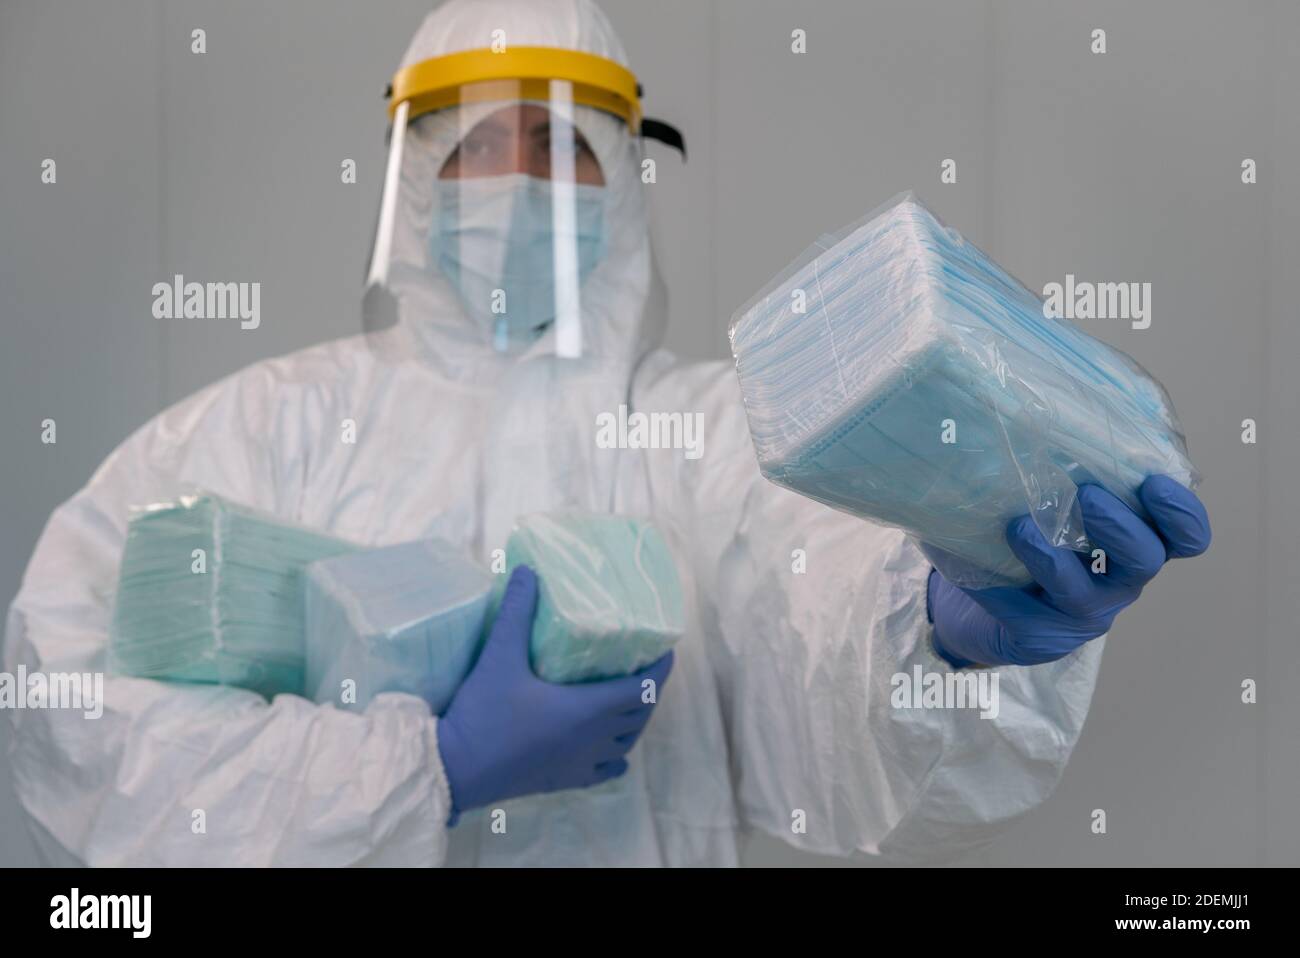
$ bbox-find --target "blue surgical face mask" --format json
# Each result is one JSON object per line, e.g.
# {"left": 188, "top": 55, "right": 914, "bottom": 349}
{"left": 729, "top": 193, "right": 1196, "bottom": 589}
{"left": 429, "top": 173, "right": 607, "bottom": 349}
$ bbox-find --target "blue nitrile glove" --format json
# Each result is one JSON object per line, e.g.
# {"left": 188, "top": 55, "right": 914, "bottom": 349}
{"left": 436, "top": 565, "right": 674, "bottom": 821}
{"left": 927, "top": 475, "right": 1211, "bottom": 668}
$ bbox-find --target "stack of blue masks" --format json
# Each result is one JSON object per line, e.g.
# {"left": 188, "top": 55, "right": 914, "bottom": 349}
{"left": 305, "top": 539, "right": 494, "bottom": 715}
{"left": 492, "top": 513, "right": 684, "bottom": 683}
{"left": 110, "top": 494, "right": 357, "bottom": 697}
{"left": 729, "top": 192, "right": 1198, "bottom": 589}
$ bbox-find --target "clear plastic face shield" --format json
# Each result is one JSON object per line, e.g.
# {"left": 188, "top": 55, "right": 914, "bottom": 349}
{"left": 363, "top": 48, "right": 646, "bottom": 362}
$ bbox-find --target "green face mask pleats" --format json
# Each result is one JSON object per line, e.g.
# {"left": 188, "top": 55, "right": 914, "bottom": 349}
{"left": 494, "top": 513, "right": 685, "bottom": 683}
{"left": 109, "top": 494, "right": 357, "bottom": 697}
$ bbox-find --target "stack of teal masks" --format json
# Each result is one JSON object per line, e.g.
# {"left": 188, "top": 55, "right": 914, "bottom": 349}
{"left": 305, "top": 539, "right": 494, "bottom": 715}
{"left": 495, "top": 513, "right": 684, "bottom": 683}
{"left": 729, "top": 192, "right": 1198, "bottom": 589}
{"left": 109, "top": 494, "right": 357, "bottom": 697}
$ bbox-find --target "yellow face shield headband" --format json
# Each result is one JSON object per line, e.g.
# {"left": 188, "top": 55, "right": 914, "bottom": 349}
{"left": 388, "top": 46, "right": 643, "bottom": 130}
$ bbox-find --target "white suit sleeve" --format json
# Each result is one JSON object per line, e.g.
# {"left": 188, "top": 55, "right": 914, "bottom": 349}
{"left": 3, "top": 365, "right": 452, "bottom": 866}
{"left": 690, "top": 368, "right": 1104, "bottom": 863}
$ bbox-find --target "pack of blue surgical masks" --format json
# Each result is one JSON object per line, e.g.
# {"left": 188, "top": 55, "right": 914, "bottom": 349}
{"left": 305, "top": 539, "right": 494, "bottom": 714}
{"left": 729, "top": 192, "right": 1198, "bottom": 589}
{"left": 493, "top": 513, "right": 684, "bottom": 683}
{"left": 109, "top": 494, "right": 357, "bottom": 697}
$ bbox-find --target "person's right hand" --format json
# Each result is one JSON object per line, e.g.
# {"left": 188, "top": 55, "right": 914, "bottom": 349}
{"left": 436, "top": 565, "right": 673, "bottom": 822}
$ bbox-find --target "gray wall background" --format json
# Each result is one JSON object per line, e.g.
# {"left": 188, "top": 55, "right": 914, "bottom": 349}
{"left": 1, "top": 0, "right": 1295, "bottom": 866}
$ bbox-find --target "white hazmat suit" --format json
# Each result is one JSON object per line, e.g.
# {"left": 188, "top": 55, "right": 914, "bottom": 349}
{"left": 4, "top": 0, "right": 1103, "bottom": 867}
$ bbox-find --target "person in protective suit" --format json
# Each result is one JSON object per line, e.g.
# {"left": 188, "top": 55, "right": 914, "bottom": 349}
{"left": 4, "top": 0, "right": 1208, "bottom": 866}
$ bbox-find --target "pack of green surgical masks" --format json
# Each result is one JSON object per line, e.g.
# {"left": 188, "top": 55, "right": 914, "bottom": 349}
{"left": 729, "top": 192, "right": 1198, "bottom": 589}
{"left": 493, "top": 513, "right": 684, "bottom": 683}
{"left": 305, "top": 538, "right": 494, "bottom": 714}
{"left": 109, "top": 494, "right": 357, "bottom": 697}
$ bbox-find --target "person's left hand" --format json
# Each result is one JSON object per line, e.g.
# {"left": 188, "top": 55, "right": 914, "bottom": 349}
{"left": 927, "top": 475, "right": 1211, "bottom": 668}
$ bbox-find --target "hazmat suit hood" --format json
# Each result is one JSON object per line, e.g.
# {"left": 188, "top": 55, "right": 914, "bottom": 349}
{"left": 357, "top": 0, "right": 674, "bottom": 550}
{"left": 373, "top": 0, "right": 669, "bottom": 382}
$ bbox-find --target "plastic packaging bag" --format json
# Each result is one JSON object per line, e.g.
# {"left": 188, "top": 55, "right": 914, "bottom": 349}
{"left": 495, "top": 512, "right": 684, "bottom": 683}
{"left": 729, "top": 192, "right": 1198, "bottom": 588}
{"left": 305, "top": 538, "right": 494, "bottom": 714}
{"left": 109, "top": 493, "right": 357, "bottom": 697}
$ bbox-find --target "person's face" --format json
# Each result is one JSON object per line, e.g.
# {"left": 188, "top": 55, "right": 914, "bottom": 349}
{"left": 439, "top": 103, "right": 605, "bottom": 185}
